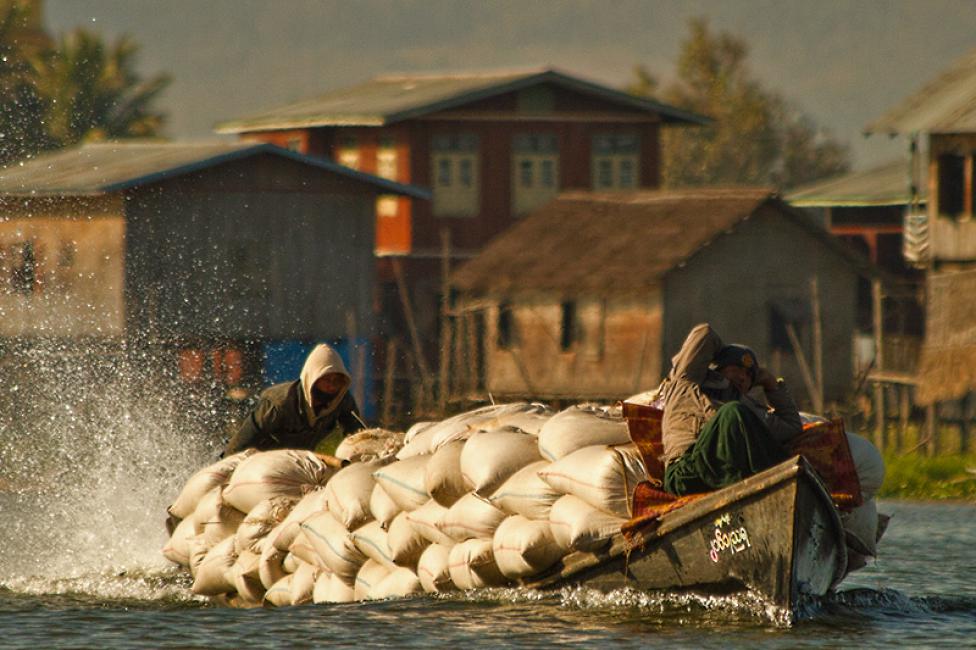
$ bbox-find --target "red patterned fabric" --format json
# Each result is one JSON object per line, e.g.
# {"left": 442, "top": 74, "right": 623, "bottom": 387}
{"left": 789, "top": 418, "right": 863, "bottom": 509}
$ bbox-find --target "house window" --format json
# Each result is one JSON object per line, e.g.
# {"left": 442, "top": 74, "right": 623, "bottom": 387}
{"left": 497, "top": 301, "right": 517, "bottom": 349}
{"left": 592, "top": 134, "right": 640, "bottom": 191}
{"left": 10, "top": 241, "right": 38, "bottom": 295}
{"left": 377, "top": 138, "right": 398, "bottom": 181}
{"left": 512, "top": 134, "right": 559, "bottom": 216}
{"left": 560, "top": 300, "right": 578, "bottom": 351}
{"left": 377, "top": 196, "right": 398, "bottom": 218}
{"left": 432, "top": 134, "right": 479, "bottom": 217}
{"left": 769, "top": 299, "right": 807, "bottom": 352}
{"left": 336, "top": 135, "right": 360, "bottom": 170}
{"left": 285, "top": 137, "right": 302, "bottom": 152}
{"left": 938, "top": 153, "right": 965, "bottom": 218}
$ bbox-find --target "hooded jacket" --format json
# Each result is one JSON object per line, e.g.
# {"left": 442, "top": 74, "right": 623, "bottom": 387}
{"left": 660, "top": 323, "right": 802, "bottom": 466}
{"left": 223, "top": 343, "right": 363, "bottom": 456}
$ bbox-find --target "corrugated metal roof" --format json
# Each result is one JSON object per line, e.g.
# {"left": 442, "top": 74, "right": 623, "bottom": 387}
{"left": 214, "top": 67, "right": 710, "bottom": 133}
{"left": 786, "top": 159, "right": 928, "bottom": 207}
{"left": 866, "top": 47, "right": 976, "bottom": 135}
{"left": 452, "top": 188, "right": 873, "bottom": 296}
{"left": 0, "top": 141, "right": 430, "bottom": 198}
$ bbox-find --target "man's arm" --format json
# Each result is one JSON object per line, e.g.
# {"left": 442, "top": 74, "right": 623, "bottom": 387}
{"left": 223, "top": 399, "right": 275, "bottom": 456}
{"left": 754, "top": 368, "right": 803, "bottom": 443}
{"left": 335, "top": 392, "right": 365, "bottom": 434}
{"left": 670, "top": 323, "right": 724, "bottom": 384}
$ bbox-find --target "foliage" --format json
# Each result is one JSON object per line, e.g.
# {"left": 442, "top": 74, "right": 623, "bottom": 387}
{"left": 877, "top": 453, "right": 976, "bottom": 501}
{"left": 0, "top": 5, "right": 170, "bottom": 165}
{"left": 628, "top": 17, "right": 850, "bottom": 190}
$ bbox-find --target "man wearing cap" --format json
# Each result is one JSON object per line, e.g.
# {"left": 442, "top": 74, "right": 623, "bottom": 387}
{"left": 222, "top": 343, "right": 364, "bottom": 457}
{"left": 660, "top": 322, "right": 802, "bottom": 495}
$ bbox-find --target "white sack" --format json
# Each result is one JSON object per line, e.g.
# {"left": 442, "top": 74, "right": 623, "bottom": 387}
{"left": 354, "top": 559, "right": 392, "bottom": 601}
{"left": 162, "top": 514, "right": 197, "bottom": 566}
{"left": 371, "top": 567, "right": 423, "bottom": 599}
{"left": 369, "top": 482, "right": 402, "bottom": 528}
{"left": 168, "top": 449, "right": 257, "bottom": 519}
{"left": 271, "top": 488, "right": 329, "bottom": 552}
{"left": 326, "top": 461, "right": 379, "bottom": 530}
{"left": 195, "top": 486, "right": 246, "bottom": 545}
{"left": 289, "top": 560, "right": 319, "bottom": 605}
{"left": 417, "top": 543, "right": 455, "bottom": 593}
{"left": 537, "top": 406, "right": 631, "bottom": 461}
{"left": 288, "top": 529, "right": 325, "bottom": 570}
{"left": 492, "top": 515, "right": 563, "bottom": 580}
{"left": 846, "top": 433, "right": 885, "bottom": 500}
{"left": 223, "top": 450, "right": 335, "bottom": 514}
{"left": 282, "top": 551, "right": 300, "bottom": 574}
{"left": 231, "top": 551, "right": 265, "bottom": 604}
{"left": 235, "top": 496, "right": 297, "bottom": 554}
{"left": 460, "top": 430, "right": 542, "bottom": 495}
{"left": 259, "top": 538, "right": 288, "bottom": 589}
{"left": 425, "top": 440, "right": 467, "bottom": 507}
{"left": 313, "top": 572, "right": 355, "bottom": 604}
{"left": 302, "top": 511, "right": 367, "bottom": 581}
{"left": 187, "top": 535, "right": 212, "bottom": 579}
{"left": 351, "top": 520, "right": 397, "bottom": 570}
{"left": 489, "top": 460, "right": 560, "bottom": 520}
{"left": 263, "top": 574, "right": 294, "bottom": 607}
{"left": 335, "top": 428, "right": 405, "bottom": 463}
{"left": 387, "top": 511, "right": 430, "bottom": 567}
{"left": 396, "top": 426, "right": 439, "bottom": 459}
{"left": 448, "top": 539, "right": 507, "bottom": 589}
{"left": 372, "top": 455, "right": 431, "bottom": 512}
{"left": 430, "top": 403, "right": 551, "bottom": 451}
{"left": 405, "top": 420, "right": 437, "bottom": 444}
{"left": 548, "top": 494, "right": 624, "bottom": 553}
{"left": 842, "top": 497, "right": 880, "bottom": 557}
{"left": 191, "top": 536, "right": 237, "bottom": 596}
{"left": 406, "top": 499, "right": 456, "bottom": 547}
{"left": 440, "top": 493, "right": 507, "bottom": 542}
{"left": 538, "top": 444, "right": 648, "bottom": 518}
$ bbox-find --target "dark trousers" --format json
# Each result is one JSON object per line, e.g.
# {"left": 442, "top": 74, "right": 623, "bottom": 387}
{"left": 663, "top": 401, "right": 788, "bottom": 495}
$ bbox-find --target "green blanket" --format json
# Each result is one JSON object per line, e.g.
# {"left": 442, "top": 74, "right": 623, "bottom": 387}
{"left": 663, "top": 401, "right": 787, "bottom": 495}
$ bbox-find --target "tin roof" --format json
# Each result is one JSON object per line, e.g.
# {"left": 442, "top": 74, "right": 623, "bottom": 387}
{"left": 866, "top": 47, "right": 976, "bottom": 135}
{"left": 214, "top": 67, "right": 710, "bottom": 133}
{"left": 0, "top": 141, "right": 430, "bottom": 198}
{"left": 452, "top": 188, "right": 873, "bottom": 296}
{"left": 786, "top": 159, "right": 928, "bottom": 207}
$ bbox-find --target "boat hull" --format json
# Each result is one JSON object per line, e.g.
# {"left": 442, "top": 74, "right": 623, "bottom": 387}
{"left": 526, "top": 457, "right": 846, "bottom": 621}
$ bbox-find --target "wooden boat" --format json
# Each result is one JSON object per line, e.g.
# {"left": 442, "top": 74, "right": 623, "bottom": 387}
{"left": 524, "top": 455, "right": 848, "bottom": 623}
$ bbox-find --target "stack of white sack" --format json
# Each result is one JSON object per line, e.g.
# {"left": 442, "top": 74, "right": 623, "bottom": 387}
{"left": 162, "top": 404, "right": 650, "bottom": 607}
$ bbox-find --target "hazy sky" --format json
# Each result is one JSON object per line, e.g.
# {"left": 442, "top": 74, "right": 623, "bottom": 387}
{"left": 45, "top": 0, "right": 976, "bottom": 171}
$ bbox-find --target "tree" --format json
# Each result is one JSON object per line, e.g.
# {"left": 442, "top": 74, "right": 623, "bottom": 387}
{"left": 629, "top": 18, "right": 850, "bottom": 189}
{"left": 0, "top": 13, "right": 170, "bottom": 165}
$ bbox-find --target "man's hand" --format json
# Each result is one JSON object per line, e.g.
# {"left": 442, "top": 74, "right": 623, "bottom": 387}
{"left": 755, "top": 367, "right": 779, "bottom": 392}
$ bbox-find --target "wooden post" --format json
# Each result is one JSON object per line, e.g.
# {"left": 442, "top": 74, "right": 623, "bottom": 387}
{"left": 810, "top": 277, "right": 824, "bottom": 411}
{"left": 925, "top": 403, "right": 937, "bottom": 457}
{"left": 961, "top": 392, "right": 972, "bottom": 455}
{"left": 345, "top": 309, "right": 366, "bottom": 414}
{"left": 465, "top": 311, "right": 478, "bottom": 393}
{"left": 897, "top": 384, "right": 910, "bottom": 453}
{"left": 438, "top": 227, "right": 452, "bottom": 414}
{"left": 872, "top": 278, "right": 885, "bottom": 450}
{"left": 785, "top": 323, "right": 821, "bottom": 413}
{"left": 381, "top": 338, "right": 397, "bottom": 428}
{"left": 391, "top": 257, "right": 433, "bottom": 408}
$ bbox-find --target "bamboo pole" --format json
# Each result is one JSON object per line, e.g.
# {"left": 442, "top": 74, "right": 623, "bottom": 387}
{"left": 438, "top": 227, "right": 452, "bottom": 413}
{"left": 391, "top": 257, "right": 433, "bottom": 408}
{"left": 872, "top": 278, "right": 885, "bottom": 450}
{"left": 785, "top": 322, "right": 822, "bottom": 413}
{"left": 925, "top": 403, "right": 937, "bottom": 457}
{"left": 810, "top": 277, "right": 824, "bottom": 411}
{"left": 897, "top": 384, "right": 909, "bottom": 452}
{"left": 345, "top": 309, "right": 366, "bottom": 412}
{"left": 381, "top": 338, "right": 396, "bottom": 428}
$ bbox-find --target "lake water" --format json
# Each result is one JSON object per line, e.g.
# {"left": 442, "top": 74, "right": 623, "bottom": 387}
{"left": 1, "top": 495, "right": 973, "bottom": 650}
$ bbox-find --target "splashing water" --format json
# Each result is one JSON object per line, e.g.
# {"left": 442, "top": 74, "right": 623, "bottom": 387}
{"left": 0, "top": 341, "right": 219, "bottom": 602}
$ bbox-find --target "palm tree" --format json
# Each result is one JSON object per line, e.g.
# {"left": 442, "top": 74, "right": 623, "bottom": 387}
{"left": 0, "top": 2, "right": 48, "bottom": 164}
{"left": 33, "top": 29, "right": 171, "bottom": 148}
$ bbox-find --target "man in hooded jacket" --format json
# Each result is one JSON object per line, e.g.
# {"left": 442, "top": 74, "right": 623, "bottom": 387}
{"left": 223, "top": 343, "right": 364, "bottom": 457}
{"left": 660, "top": 323, "right": 802, "bottom": 495}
